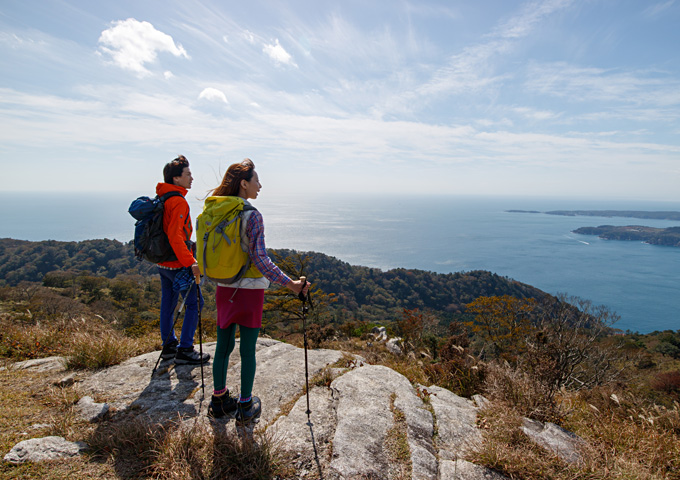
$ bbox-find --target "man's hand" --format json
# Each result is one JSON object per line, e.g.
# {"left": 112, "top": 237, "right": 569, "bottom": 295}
{"left": 191, "top": 263, "right": 201, "bottom": 285}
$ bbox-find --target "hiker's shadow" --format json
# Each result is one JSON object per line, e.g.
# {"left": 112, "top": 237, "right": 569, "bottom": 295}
{"left": 86, "top": 352, "right": 212, "bottom": 478}
{"left": 131, "top": 354, "right": 210, "bottom": 418}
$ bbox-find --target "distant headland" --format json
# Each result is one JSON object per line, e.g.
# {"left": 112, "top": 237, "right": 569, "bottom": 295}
{"left": 507, "top": 210, "right": 680, "bottom": 221}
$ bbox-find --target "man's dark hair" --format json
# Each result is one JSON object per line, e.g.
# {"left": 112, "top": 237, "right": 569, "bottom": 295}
{"left": 163, "top": 155, "right": 190, "bottom": 184}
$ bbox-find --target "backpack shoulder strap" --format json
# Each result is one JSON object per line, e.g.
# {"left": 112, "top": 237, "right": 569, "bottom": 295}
{"left": 159, "top": 191, "right": 184, "bottom": 202}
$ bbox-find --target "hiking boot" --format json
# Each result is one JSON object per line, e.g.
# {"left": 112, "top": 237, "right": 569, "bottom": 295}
{"left": 209, "top": 391, "right": 238, "bottom": 419}
{"left": 235, "top": 396, "right": 261, "bottom": 426}
{"left": 174, "top": 346, "right": 211, "bottom": 365}
{"left": 160, "top": 339, "right": 178, "bottom": 360}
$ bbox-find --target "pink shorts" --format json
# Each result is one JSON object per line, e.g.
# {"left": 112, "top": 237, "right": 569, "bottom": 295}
{"left": 216, "top": 287, "right": 265, "bottom": 329}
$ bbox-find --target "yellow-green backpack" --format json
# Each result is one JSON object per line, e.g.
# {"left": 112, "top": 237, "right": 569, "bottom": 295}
{"left": 196, "top": 196, "right": 257, "bottom": 284}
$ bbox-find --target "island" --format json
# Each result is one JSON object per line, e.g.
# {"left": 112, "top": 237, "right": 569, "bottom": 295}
{"left": 573, "top": 225, "right": 680, "bottom": 247}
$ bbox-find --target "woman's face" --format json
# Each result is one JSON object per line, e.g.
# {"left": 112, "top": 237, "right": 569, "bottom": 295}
{"left": 241, "top": 171, "right": 261, "bottom": 200}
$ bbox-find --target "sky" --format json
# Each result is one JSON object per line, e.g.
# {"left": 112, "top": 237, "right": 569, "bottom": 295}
{"left": 1, "top": 0, "right": 679, "bottom": 200}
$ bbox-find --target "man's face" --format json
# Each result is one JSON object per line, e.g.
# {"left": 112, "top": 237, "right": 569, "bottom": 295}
{"left": 174, "top": 167, "right": 193, "bottom": 189}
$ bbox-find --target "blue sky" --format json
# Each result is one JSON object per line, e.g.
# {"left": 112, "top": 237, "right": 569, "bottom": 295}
{"left": 1, "top": 0, "right": 679, "bottom": 200}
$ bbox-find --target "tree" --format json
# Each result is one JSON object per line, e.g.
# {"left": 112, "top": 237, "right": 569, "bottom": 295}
{"left": 524, "top": 294, "right": 623, "bottom": 394}
{"left": 465, "top": 295, "right": 536, "bottom": 361}
{"left": 397, "top": 308, "right": 438, "bottom": 355}
{"left": 262, "top": 251, "right": 336, "bottom": 338}
{"left": 655, "top": 341, "right": 680, "bottom": 359}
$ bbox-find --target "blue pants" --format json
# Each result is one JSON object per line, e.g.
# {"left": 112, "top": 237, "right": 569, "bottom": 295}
{"left": 158, "top": 268, "right": 204, "bottom": 349}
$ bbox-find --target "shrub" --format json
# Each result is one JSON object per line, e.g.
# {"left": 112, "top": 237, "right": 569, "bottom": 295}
{"left": 651, "top": 370, "right": 680, "bottom": 398}
{"left": 483, "top": 361, "right": 561, "bottom": 423}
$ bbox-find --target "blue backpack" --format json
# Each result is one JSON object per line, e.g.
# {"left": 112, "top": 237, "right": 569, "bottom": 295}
{"left": 129, "top": 192, "right": 183, "bottom": 263}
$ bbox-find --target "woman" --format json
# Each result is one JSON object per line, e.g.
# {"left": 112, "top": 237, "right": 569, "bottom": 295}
{"left": 208, "top": 158, "right": 308, "bottom": 425}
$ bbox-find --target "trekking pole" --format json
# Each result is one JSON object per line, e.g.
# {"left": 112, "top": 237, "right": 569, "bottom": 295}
{"left": 299, "top": 277, "right": 311, "bottom": 416}
{"left": 196, "top": 279, "right": 205, "bottom": 399}
{"left": 151, "top": 293, "right": 188, "bottom": 378}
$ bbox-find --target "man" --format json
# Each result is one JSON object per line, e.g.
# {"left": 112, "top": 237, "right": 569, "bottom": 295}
{"left": 157, "top": 155, "right": 210, "bottom": 365}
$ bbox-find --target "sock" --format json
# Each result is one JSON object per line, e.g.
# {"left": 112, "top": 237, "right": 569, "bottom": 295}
{"left": 213, "top": 387, "right": 228, "bottom": 397}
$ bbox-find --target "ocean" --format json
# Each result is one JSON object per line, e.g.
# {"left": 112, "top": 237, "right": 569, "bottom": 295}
{"left": 2, "top": 192, "right": 679, "bottom": 334}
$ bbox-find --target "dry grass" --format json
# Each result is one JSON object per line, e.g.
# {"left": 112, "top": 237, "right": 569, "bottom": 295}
{"left": 90, "top": 416, "right": 296, "bottom": 480}
{"left": 65, "top": 331, "right": 141, "bottom": 370}
{"left": 0, "top": 367, "right": 118, "bottom": 480}
{"left": 384, "top": 393, "right": 412, "bottom": 480}
{"left": 0, "top": 308, "right": 150, "bottom": 370}
{"left": 470, "top": 391, "right": 680, "bottom": 480}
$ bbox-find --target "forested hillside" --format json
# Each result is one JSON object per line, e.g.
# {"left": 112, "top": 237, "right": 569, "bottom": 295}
{"left": 0, "top": 238, "right": 156, "bottom": 284}
{"left": 0, "top": 238, "right": 546, "bottom": 326}
{"left": 272, "top": 249, "right": 545, "bottom": 323}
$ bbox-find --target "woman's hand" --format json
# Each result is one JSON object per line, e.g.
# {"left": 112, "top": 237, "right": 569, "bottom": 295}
{"left": 287, "top": 278, "right": 310, "bottom": 296}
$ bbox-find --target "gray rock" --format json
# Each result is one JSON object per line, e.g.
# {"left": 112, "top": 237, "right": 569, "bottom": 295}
{"left": 79, "top": 339, "right": 344, "bottom": 424}
{"left": 472, "top": 394, "right": 490, "bottom": 409}
{"left": 371, "top": 326, "right": 388, "bottom": 342}
{"left": 521, "top": 418, "right": 584, "bottom": 464}
{"left": 232, "top": 341, "right": 345, "bottom": 425}
{"left": 3, "top": 436, "right": 87, "bottom": 464}
{"left": 329, "top": 364, "right": 437, "bottom": 480}
{"left": 386, "top": 337, "right": 402, "bottom": 355}
{"left": 55, "top": 373, "right": 77, "bottom": 387}
{"left": 75, "top": 396, "right": 109, "bottom": 422}
{"left": 440, "top": 459, "right": 511, "bottom": 479}
{"left": 427, "top": 385, "right": 482, "bottom": 460}
{"left": 11, "top": 356, "right": 66, "bottom": 372}
{"left": 30, "top": 423, "right": 53, "bottom": 431}
{"left": 268, "top": 387, "right": 337, "bottom": 476}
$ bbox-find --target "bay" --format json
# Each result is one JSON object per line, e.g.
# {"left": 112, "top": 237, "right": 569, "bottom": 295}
{"left": 2, "top": 192, "right": 679, "bottom": 334}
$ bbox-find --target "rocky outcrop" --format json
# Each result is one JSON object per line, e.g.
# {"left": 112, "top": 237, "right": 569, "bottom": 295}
{"left": 4, "top": 338, "right": 585, "bottom": 478}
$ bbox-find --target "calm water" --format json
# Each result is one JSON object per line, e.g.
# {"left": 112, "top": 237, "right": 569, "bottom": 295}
{"left": 2, "top": 192, "right": 679, "bottom": 333}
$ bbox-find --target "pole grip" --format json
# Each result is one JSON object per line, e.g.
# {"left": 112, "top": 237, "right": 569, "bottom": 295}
{"left": 298, "top": 276, "right": 307, "bottom": 301}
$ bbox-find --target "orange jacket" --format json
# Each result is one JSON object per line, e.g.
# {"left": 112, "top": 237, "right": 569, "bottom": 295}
{"left": 156, "top": 182, "right": 196, "bottom": 268}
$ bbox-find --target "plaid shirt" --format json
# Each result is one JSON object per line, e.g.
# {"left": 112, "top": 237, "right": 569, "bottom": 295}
{"left": 246, "top": 210, "right": 291, "bottom": 286}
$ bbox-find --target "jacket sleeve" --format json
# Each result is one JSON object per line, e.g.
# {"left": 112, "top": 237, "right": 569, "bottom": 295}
{"left": 164, "top": 197, "right": 196, "bottom": 267}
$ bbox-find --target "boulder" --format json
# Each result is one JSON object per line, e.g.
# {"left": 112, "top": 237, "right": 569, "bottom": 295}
{"left": 4, "top": 436, "right": 87, "bottom": 464}
{"left": 521, "top": 418, "right": 584, "bottom": 464}
{"left": 386, "top": 337, "right": 402, "bottom": 355}
{"left": 11, "top": 356, "right": 66, "bottom": 373}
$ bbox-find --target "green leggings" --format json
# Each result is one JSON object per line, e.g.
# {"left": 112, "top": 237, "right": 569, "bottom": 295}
{"left": 212, "top": 323, "right": 260, "bottom": 399}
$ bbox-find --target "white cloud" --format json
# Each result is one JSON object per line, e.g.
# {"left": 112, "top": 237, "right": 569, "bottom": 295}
{"left": 98, "top": 18, "right": 189, "bottom": 76}
{"left": 263, "top": 39, "right": 296, "bottom": 66}
{"left": 198, "top": 87, "right": 229, "bottom": 104}
{"left": 243, "top": 30, "right": 256, "bottom": 44}
{"left": 164, "top": 71, "right": 174, "bottom": 79}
